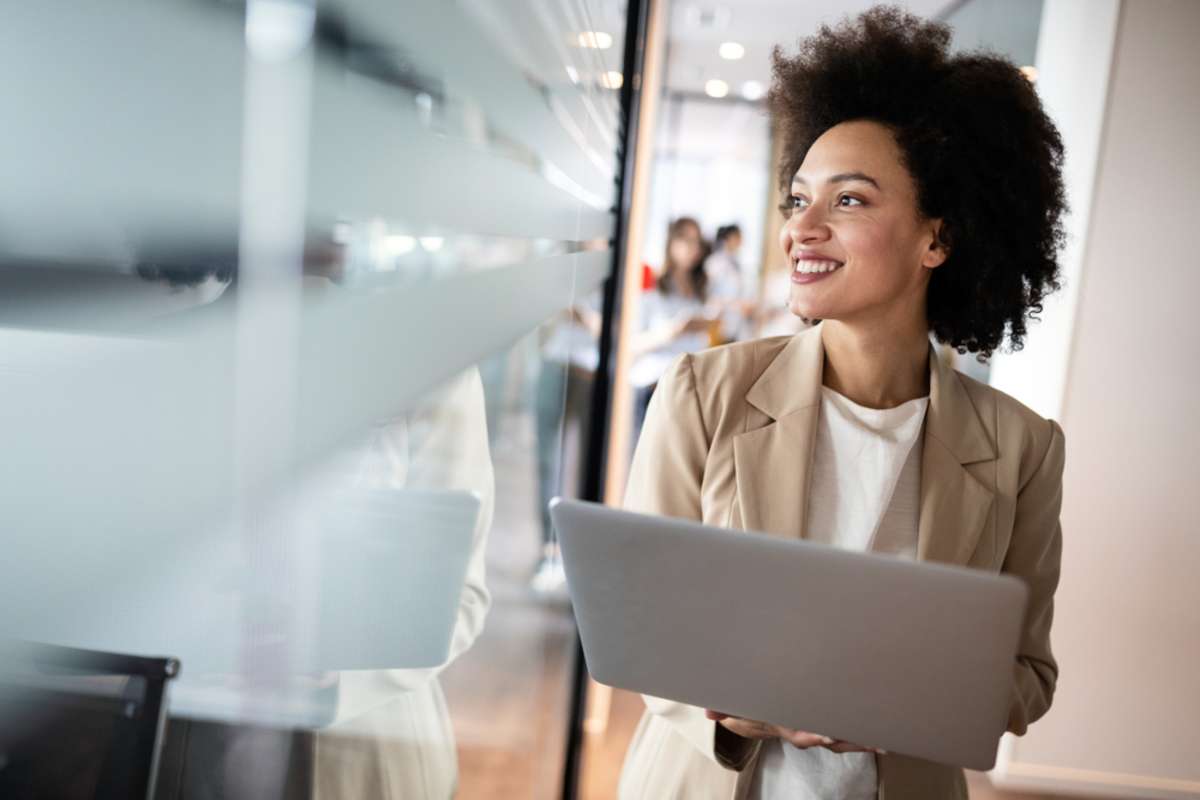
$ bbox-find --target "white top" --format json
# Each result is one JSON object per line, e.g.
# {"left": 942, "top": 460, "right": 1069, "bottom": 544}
{"left": 629, "top": 289, "right": 710, "bottom": 388}
{"left": 748, "top": 387, "right": 929, "bottom": 800}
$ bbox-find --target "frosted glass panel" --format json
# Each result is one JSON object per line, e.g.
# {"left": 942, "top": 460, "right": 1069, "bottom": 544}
{"left": 0, "top": 0, "right": 624, "bottom": 796}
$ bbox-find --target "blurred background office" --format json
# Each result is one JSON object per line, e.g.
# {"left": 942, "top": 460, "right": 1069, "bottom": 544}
{"left": 1, "top": 0, "right": 1197, "bottom": 798}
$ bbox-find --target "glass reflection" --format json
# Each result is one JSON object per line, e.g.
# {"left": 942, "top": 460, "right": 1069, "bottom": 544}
{"left": 1, "top": 0, "right": 619, "bottom": 796}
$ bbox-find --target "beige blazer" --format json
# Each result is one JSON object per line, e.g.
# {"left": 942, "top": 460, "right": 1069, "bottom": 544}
{"left": 617, "top": 324, "right": 1064, "bottom": 800}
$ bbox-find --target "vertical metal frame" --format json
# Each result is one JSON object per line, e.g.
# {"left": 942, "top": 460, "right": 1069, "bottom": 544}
{"left": 561, "top": 0, "right": 653, "bottom": 797}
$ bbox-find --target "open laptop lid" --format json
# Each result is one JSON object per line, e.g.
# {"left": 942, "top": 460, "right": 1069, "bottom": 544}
{"left": 551, "top": 498, "right": 1028, "bottom": 770}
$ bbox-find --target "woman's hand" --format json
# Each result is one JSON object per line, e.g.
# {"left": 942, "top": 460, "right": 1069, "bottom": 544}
{"left": 704, "top": 710, "right": 886, "bottom": 754}
{"left": 705, "top": 709, "right": 788, "bottom": 741}
{"left": 674, "top": 312, "right": 716, "bottom": 336}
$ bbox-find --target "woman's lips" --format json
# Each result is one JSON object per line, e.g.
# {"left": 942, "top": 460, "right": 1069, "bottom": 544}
{"left": 791, "top": 259, "right": 843, "bottom": 284}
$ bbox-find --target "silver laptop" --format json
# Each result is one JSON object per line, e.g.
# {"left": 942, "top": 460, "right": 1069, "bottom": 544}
{"left": 550, "top": 498, "right": 1028, "bottom": 770}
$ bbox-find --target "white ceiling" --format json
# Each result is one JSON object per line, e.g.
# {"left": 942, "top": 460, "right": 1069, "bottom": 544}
{"left": 662, "top": 0, "right": 954, "bottom": 98}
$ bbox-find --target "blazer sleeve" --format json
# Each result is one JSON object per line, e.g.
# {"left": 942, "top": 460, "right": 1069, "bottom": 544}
{"left": 1003, "top": 418, "right": 1065, "bottom": 734}
{"left": 623, "top": 354, "right": 758, "bottom": 771}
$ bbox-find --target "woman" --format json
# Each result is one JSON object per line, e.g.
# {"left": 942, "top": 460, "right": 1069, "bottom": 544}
{"left": 618, "top": 7, "right": 1066, "bottom": 800}
{"left": 143, "top": 264, "right": 495, "bottom": 800}
{"left": 629, "top": 217, "right": 716, "bottom": 436}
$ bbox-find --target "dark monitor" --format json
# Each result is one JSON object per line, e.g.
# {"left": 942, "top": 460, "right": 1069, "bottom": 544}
{"left": 0, "top": 641, "right": 179, "bottom": 800}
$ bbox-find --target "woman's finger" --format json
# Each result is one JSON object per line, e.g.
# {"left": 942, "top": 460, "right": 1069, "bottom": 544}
{"left": 704, "top": 709, "right": 729, "bottom": 721}
{"left": 717, "top": 717, "right": 776, "bottom": 740}
{"left": 781, "top": 729, "right": 830, "bottom": 749}
{"left": 825, "top": 740, "right": 888, "bottom": 754}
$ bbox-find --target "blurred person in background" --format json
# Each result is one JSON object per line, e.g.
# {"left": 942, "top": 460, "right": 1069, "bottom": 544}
{"left": 617, "top": 6, "right": 1068, "bottom": 799}
{"left": 629, "top": 217, "right": 715, "bottom": 438}
{"left": 531, "top": 297, "right": 602, "bottom": 596}
{"left": 704, "top": 223, "right": 758, "bottom": 344}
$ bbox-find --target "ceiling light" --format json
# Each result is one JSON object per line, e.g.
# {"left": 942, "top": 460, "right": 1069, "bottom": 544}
{"left": 245, "top": 0, "right": 315, "bottom": 62}
{"left": 382, "top": 234, "right": 416, "bottom": 257}
{"left": 602, "top": 70, "right": 624, "bottom": 90}
{"left": 576, "top": 31, "right": 614, "bottom": 50}
{"left": 704, "top": 79, "right": 729, "bottom": 99}
{"left": 1020, "top": 65, "right": 1038, "bottom": 83}
{"left": 741, "top": 80, "right": 766, "bottom": 101}
{"left": 718, "top": 41, "right": 744, "bottom": 60}
{"left": 565, "top": 65, "right": 580, "bottom": 84}
{"left": 419, "top": 237, "right": 444, "bottom": 252}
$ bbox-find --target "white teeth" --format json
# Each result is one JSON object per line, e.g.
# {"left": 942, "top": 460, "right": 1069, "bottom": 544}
{"left": 794, "top": 259, "right": 842, "bottom": 274}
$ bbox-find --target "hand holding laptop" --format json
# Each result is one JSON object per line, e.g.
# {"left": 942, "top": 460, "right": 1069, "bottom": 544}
{"left": 704, "top": 710, "right": 885, "bottom": 755}
{"left": 550, "top": 499, "right": 1028, "bottom": 769}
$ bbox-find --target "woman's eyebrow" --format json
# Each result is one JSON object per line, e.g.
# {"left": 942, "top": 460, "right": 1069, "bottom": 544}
{"left": 791, "top": 171, "right": 882, "bottom": 190}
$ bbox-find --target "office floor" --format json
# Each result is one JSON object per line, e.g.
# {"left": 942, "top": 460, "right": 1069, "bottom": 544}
{"left": 440, "top": 408, "right": 576, "bottom": 799}
{"left": 439, "top": 408, "right": 1077, "bottom": 799}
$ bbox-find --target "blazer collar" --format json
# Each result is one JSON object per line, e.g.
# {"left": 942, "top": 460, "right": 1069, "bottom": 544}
{"left": 744, "top": 324, "right": 995, "bottom": 464}
{"left": 735, "top": 324, "right": 997, "bottom": 565}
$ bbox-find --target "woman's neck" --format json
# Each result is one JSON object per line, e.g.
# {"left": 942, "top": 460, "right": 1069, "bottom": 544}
{"left": 820, "top": 319, "right": 931, "bottom": 409}
{"left": 670, "top": 266, "right": 696, "bottom": 298}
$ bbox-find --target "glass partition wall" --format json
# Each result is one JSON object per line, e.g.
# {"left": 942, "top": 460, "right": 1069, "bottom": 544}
{"left": 0, "top": 1, "right": 635, "bottom": 797}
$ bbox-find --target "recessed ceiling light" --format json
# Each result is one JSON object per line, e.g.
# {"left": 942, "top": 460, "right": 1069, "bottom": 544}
{"left": 382, "top": 234, "right": 416, "bottom": 257}
{"left": 576, "top": 31, "right": 614, "bottom": 49}
{"left": 705, "top": 78, "right": 729, "bottom": 98}
{"left": 719, "top": 41, "right": 744, "bottom": 60}
{"left": 741, "top": 80, "right": 766, "bottom": 101}
{"left": 602, "top": 70, "right": 624, "bottom": 90}
{"left": 1020, "top": 65, "right": 1038, "bottom": 83}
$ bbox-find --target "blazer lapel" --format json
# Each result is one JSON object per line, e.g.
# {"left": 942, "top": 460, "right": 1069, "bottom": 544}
{"left": 734, "top": 330, "right": 997, "bottom": 564}
{"left": 734, "top": 327, "right": 824, "bottom": 539}
{"left": 916, "top": 351, "right": 997, "bottom": 565}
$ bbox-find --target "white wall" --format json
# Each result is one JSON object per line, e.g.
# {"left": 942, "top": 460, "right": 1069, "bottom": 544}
{"left": 987, "top": 0, "right": 1120, "bottom": 419}
{"left": 991, "top": 1, "right": 1200, "bottom": 796}
{"left": 640, "top": 97, "right": 770, "bottom": 281}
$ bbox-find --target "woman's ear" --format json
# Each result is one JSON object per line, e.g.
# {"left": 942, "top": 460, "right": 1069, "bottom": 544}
{"left": 923, "top": 219, "right": 950, "bottom": 269}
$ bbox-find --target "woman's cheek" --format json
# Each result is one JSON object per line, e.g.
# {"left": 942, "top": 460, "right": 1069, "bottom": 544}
{"left": 778, "top": 224, "right": 793, "bottom": 257}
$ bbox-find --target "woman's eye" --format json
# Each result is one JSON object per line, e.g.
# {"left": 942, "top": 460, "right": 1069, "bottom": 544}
{"left": 838, "top": 195, "right": 864, "bottom": 207}
{"left": 777, "top": 196, "right": 807, "bottom": 217}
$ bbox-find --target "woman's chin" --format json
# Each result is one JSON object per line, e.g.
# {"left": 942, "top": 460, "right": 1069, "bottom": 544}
{"left": 787, "top": 297, "right": 831, "bottom": 323}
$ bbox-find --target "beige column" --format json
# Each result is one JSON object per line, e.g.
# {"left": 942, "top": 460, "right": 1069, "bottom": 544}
{"left": 583, "top": 0, "right": 670, "bottom": 741}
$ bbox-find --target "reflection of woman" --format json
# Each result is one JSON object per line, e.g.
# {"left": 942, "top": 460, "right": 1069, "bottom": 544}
{"left": 618, "top": 9, "right": 1067, "bottom": 800}
{"left": 629, "top": 217, "right": 714, "bottom": 436}
{"left": 313, "top": 366, "right": 494, "bottom": 800}
{"left": 149, "top": 269, "right": 495, "bottom": 800}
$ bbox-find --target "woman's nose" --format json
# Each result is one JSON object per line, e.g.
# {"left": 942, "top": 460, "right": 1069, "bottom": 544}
{"left": 786, "top": 206, "right": 831, "bottom": 245}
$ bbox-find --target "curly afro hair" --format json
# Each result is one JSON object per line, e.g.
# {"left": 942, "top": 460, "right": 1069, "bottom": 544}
{"left": 769, "top": 5, "right": 1067, "bottom": 358}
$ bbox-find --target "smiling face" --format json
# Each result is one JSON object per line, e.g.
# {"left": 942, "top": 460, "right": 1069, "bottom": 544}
{"left": 780, "top": 120, "right": 947, "bottom": 330}
{"left": 666, "top": 219, "right": 703, "bottom": 274}
{"left": 667, "top": 236, "right": 701, "bottom": 276}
